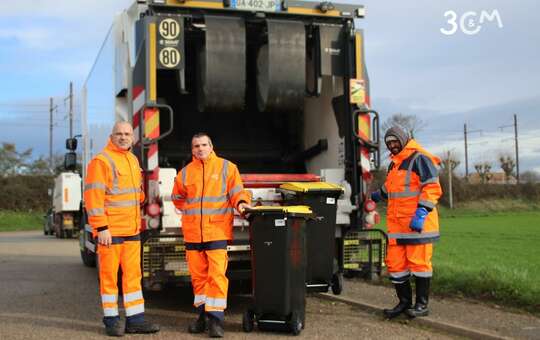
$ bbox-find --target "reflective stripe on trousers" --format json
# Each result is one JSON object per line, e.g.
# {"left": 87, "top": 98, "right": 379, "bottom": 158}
{"left": 97, "top": 240, "right": 145, "bottom": 317}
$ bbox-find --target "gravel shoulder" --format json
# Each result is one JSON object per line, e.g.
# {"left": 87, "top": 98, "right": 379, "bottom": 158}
{"left": 329, "top": 277, "right": 540, "bottom": 339}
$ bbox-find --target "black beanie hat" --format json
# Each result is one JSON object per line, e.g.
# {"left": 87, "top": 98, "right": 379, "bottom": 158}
{"left": 384, "top": 126, "right": 410, "bottom": 148}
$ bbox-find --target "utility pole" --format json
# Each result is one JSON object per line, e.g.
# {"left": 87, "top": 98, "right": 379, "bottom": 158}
{"left": 463, "top": 124, "right": 468, "bottom": 179}
{"left": 514, "top": 114, "right": 519, "bottom": 183}
{"left": 49, "top": 97, "right": 54, "bottom": 170}
{"left": 498, "top": 114, "right": 520, "bottom": 184}
{"left": 447, "top": 150, "right": 453, "bottom": 209}
{"left": 463, "top": 124, "right": 482, "bottom": 181}
{"left": 69, "top": 81, "right": 73, "bottom": 139}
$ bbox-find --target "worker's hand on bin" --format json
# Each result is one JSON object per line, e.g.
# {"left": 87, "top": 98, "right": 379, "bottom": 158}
{"left": 370, "top": 191, "right": 382, "bottom": 203}
{"left": 97, "top": 228, "right": 112, "bottom": 247}
{"left": 237, "top": 202, "right": 252, "bottom": 217}
{"left": 409, "top": 207, "right": 428, "bottom": 233}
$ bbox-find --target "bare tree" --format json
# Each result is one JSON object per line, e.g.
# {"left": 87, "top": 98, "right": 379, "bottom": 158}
{"left": 498, "top": 154, "right": 516, "bottom": 183}
{"left": 474, "top": 162, "right": 493, "bottom": 184}
{"left": 381, "top": 113, "right": 426, "bottom": 138}
{"left": 440, "top": 150, "right": 461, "bottom": 175}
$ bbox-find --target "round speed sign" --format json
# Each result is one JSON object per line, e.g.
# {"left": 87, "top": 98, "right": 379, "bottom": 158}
{"left": 159, "top": 47, "right": 181, "bottom": 68}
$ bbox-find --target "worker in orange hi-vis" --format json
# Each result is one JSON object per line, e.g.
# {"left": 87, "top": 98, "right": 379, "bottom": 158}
{"left": 172, "top": 133, "right": 252, "bottom": 338}
{"left": 371, "top": 125, "right": 442, "bottom": 320}
{"left": 84, "top": 121, "right": 159, "bottom": 337}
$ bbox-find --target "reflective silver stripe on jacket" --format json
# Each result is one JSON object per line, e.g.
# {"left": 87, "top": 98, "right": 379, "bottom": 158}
{"left": 183, "top": 207, "right": 234, "bottom": 216}
{"left": 411, "top": 271, "right": 432, "bottom": 278}
{"left": 420, "top": 177, "right": 438, "bottom": 186}
{"left": 87, "top": 208, "right": 104, "bottom": 216}
{"left": 99, "top": 152, "right": 119, "bottom": 193}
{"left": 387, "top": 231, "right": 440, "bottom": 239}
{"left": 85, "top": 182, "right": 107, "bottom": 192}
{"left": 186, "top": 194, "right": 228, "bottom": 204}
{"left": 419, "top": 200, "right": 435, "bottom": 209}
{"left": 105, "top": 200, "right": 139, "bottom": 208}
{"left": 206, "top": 297, "right": 227, "bottom": 308}
{"left": 99, "top": 152, "right": 140, "bottom": 195}
{"left": 194, "top": 294, "right": 206, "bottom": 306}
{"left": 172, "top": 194, "right": 185, "bottom": 200}
{"left": 229, "top": 185, "right": 242, "bottom": 197}
{"left": 221, "top": 159, "right": 228, "bottom": 195}
{"left": 387, "top": 191, "right": 420, "bottom": 198}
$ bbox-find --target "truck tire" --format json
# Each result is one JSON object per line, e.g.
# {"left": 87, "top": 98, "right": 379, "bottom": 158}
{"left": 79, "top": 212, "right": 96, "bottom": 267}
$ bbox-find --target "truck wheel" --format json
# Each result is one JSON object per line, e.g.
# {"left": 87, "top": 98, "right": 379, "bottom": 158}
{"left": 242, "top": 310, "right": 254, "bottom": 332}
{"left": 331, "top": 272, "right": 343, "bottom": 295}
{"left": 289, "top": 311, "right": 302, "bottom": 335}
{"left": 80, "top": 230, "right": 96, "bottom": 267}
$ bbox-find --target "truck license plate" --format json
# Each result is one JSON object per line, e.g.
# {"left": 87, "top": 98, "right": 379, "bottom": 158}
{"left": 233, "top": 0, "right": 279, "bottom": 12}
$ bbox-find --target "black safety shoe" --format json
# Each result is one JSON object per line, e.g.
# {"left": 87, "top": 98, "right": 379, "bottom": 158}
{"left": 125, "top": 320, "right": 160, "bottom": 334}
{"left": 188, "top": 313, "right": 207, "bottom": 334}
{"left": 405, "top": 303, "right": 429, "bottom": 318}
{"left": 208, "top": 317, "right": 224, "bottom": 338}
{"left": 105, "top": 320, "right": 125, "bottom": 337}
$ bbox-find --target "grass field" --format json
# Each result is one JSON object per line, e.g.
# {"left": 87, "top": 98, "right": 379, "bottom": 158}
{"left": 0, "top": 210, "right": 44, "bottom": 232}
{"left": 434, "top": 210, "right": 540, "bottom": 313}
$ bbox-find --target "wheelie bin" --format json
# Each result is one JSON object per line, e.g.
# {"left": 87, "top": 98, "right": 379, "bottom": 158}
{"left": 242, "top": 206, "right": 313, "bottom": 336}
{"left": 278, "top": 182, "right": 344, "bottom": 294}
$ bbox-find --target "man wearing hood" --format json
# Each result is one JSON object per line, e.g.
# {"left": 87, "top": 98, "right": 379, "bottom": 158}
{"left": 371, "top": 125, "right": 442, "bottom": 319}
{"left": 171, "top": 133, "right": 252, "bottom": 337}
{"left": 85, "top": 121, "right": 160, "bottom": 336}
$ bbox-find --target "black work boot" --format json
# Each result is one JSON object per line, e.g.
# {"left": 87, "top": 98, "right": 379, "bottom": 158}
{"left": 406, "top": 277, "right": 430, "bottom": 318}
{"left": 383, "top": 280, "right": 412, "bottom": 319}
{"left": 188, "top": 311, "right": 207, "bottom": 333}
{"left": 105, "top": 319, "right": 124, "bottom": 337}
{"left": 125, "top": 320, "right": 160, "bottom": 334}
{"left": 208, "top": 315, "right": 225, "bottom": 338}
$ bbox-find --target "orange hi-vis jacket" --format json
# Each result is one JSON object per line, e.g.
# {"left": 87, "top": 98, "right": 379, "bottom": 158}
{"left": 84, "top": 140, "right": 144, "bottom": 236}
{"left": 171, "top": 151, "right": 251, "bottom": 243}
{"left": 378, "top": 139, "right": 442, "bottom": 245}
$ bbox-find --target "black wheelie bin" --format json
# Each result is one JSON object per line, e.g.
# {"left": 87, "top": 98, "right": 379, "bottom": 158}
{"left": 278, "top": 182, "right": 344, "bottom": 294}
{"left": 242, "top": 206, "right": 313, "bottom": 336}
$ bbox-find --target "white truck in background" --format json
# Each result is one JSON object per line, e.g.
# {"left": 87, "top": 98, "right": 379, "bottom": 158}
{"left": 44, "top": 172, "right": 82, "bottom": 238}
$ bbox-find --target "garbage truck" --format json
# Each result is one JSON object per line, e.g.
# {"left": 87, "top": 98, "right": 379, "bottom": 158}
{"left": 77, "top": 0, "right": 381, "bottom": 291}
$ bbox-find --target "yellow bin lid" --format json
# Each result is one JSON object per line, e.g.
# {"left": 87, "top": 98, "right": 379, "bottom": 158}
{"left": 247, "top": 205, "right": 313, "bottom": 215}
{"left": 279, "top": 182, "right": 344, "bottom": 193}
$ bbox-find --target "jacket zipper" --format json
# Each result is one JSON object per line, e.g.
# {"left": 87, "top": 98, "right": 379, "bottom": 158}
{"left": 200, "top": 162, "right": 205, "bottom": 243}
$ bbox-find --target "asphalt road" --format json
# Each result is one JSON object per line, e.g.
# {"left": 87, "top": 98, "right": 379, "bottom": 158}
{"left": 0, "top": 231, "right": 456, "bottom": 339}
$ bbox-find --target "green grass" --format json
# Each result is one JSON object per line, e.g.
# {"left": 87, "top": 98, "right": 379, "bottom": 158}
{"left": 374, "top": 200, "right": 540, "bottom": 314}
{"left": 0, "top": 210, "right": 45, "bottom": 232}
{"left": 434, "top": 211, "right": 540, "bottom": 313}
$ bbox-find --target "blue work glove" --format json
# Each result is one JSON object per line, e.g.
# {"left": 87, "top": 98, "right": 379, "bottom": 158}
{"left": 370, "top": 191, "right": 382, "bottom": 203}
{"left": 410, "top": 207, "right": 429, "bottom": 232}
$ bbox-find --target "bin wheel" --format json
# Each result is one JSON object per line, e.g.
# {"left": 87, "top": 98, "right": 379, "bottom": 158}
{"left": 242, "top": 310, "right": 254, "bottom": 333}
{"left": 331, "top": 272, "right": 343, "bottom": 295}
{"left": 289, "top": 311, "right": 302, "bottom": 335}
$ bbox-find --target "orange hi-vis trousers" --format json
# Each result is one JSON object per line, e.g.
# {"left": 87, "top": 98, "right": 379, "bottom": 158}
{"left": 186, "top": 244, "right": 229, "bottom": 320}
{"left": 97, "top": 238, "right": 144, "bottom": 318}
{"left": 385, "top": 243, "right": 433, "bottom": 283}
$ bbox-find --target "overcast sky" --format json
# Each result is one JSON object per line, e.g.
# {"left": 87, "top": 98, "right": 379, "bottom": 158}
{"left": 0, "top": 0, "right": 539, "bottom": 174}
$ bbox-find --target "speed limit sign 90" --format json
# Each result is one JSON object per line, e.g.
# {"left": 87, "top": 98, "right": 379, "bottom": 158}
{"left": 159, "top": 18, "right": 180, "bottom": 40}
{"left": 159, "top": 47, "right": 181, "bottom": 68}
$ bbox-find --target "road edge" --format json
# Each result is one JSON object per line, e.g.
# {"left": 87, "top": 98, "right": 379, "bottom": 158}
{"left": 317, "top": 293, "right": 512, "bottom": 340}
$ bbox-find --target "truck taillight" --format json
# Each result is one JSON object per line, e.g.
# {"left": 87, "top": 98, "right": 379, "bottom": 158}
{"left": 364, "top": 211, "right": 380, "bottom": 228}
{"left": 147, "top": 203, "right": 161, "bottom": 217}
{"left": 364, "top": 199, "right": 376, "bottom": 212}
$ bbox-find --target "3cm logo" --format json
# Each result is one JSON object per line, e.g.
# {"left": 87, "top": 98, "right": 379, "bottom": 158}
{"left": 440, "top": 9, "right": 503, "bottom": 36}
